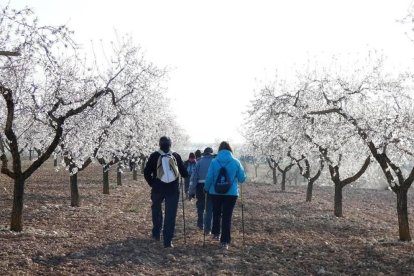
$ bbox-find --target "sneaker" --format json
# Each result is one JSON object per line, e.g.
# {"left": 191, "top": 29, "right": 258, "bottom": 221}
{"left": 205, "top": 231, "right": 212, "bottom": 235}
{"left": 164, "top": 243, "right": 174, "bottom": 249}
{"left": 221, "top": 243, "right": 229, "bottom": 250}
{"left": 212, "top": 235, "right": 220, "bottom": 241}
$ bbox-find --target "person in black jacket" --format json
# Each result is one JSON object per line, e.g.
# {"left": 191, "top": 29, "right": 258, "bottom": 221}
{"left": 144, "top": 136, "right": 188, "bottom": 248}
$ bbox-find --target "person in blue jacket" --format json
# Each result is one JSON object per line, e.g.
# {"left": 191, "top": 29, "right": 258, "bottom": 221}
{"left": 204, "top": 141, "right": 247, "bottom": 250}
{"left": 183, "top": 152, "right": 197, "bottom": 197}
{"left": 189, "top": 147, "right": 215, "bottom": 233}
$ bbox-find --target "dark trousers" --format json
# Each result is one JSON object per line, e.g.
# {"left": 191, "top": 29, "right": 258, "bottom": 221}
{"left": 196, "top": 183, "right": 213, "bottom": 232}
{"left": 211, "top": 194, "right": 238, "bottom": 244}
{"left": 151, "top": 191, "right": 179, "bottom": 246}
{"left": 184, "top": 177, "right": 190, "bottom": 194}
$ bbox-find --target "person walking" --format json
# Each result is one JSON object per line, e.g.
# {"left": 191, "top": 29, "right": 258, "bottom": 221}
{"left": 204, "top": 141, "right": 246, "bottom": 250}
{"left": 183, "top": 152, "right": 197, "bottom": 197}
{"left": 144, "top": 136, "right": 188, "bottom": 248}
{"left": 195, "top": 149, "right": 202, "bottom": 161}
{"left": 188, "top": 147, "right": 214, "bottom": 233}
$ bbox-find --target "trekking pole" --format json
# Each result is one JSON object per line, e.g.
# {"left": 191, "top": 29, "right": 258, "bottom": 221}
{"left": 181, "top": 177, "right": 187, "bottom": 244}
{"left": 203, "top": 191, "right": 207, "bottom": 248}
{"left": 241, "top": 184, "right": 245, "bottom": 247}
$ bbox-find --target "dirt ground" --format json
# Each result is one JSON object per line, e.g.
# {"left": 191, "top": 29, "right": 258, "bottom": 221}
{"left": 1, "top": 162, "right": 414, "bottom": 275}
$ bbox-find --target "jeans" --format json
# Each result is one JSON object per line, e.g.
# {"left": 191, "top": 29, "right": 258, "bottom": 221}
{"left": 151, "top": 191, "right": 179, "bottom": 247}
{"left": 211, "top": 194, "right": 238, "bottom": 244}
{"left": 196, "top": 183, "right": 213, "bottom": 233}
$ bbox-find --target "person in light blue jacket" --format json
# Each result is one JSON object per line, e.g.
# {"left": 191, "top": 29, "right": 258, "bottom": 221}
{"left": 204, "top": 141, "right": 246, "bottom": 249}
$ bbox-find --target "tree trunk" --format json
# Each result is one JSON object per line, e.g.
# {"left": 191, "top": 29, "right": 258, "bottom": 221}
{"left": 103, "top": 167, "right": 110, "bottom": 194}
{"left": 133, "top": 166, "right": 138, "bottom": 180}
{"left": 306, "top": 179, "right": 314, "bottom": 202}
{"left": 272, "top": 167, "right": 277, "bottom": 185}
{"left": 255, "top": 165, "right": 258, "bottom": 178}
{"left": 70, "top": 173, "right": 80, "bottom": 207}
{"left": 140, "top": 159, "right": 146, "bottom": 174}
{"left": 29, "top": 149, "right": 32, "bottom": 161}
{"left": 281, "top": 172, "right": 286, "bottom": 191}
{"left": 117, "top": 165, "right": 122, "bottom": 186}
{"left": 54, "top": 156, "right": 58, "bottom": 167}
{"left": 334, "top": 184, "right": 343, "bottom": 217}
{"left": 396, "top": 188, "right": 411, "bottom": 241}
{"left": 11, "top": 176, "right": 25, "bottom": 232}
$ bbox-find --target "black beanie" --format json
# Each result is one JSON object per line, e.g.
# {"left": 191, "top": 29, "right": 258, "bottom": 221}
{"left": 159, "top": 136, "right": 172, "bottom": 153}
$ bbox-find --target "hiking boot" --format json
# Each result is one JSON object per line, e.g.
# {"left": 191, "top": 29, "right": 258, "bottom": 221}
{"left": 221, "top": 243, "right": 229, "bottom": 250}
{"left": 212, "top": 235, "right": 220, "bottom": 241}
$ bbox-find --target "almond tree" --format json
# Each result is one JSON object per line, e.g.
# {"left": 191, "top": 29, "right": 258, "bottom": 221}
{"left": 300, "top": 57, "right": 414, "bottom": 240}
{"left": 245, "top": 71, "right": 372, "bottom": 212}
{"left": 60, "top": 37, "right": 167, "bottom": 200}
{"left": 244, "top": 85, "right": 300, "bottom": 191}
{"left": 288, "top": 147, "right": 324, "bottom": 202}
{"left": 0, "top": 6, "right": 162, "bottom": 231}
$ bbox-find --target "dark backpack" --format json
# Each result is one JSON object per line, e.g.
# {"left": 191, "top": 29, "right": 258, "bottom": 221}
{"left": 214, "top": 161, "right": 232, "bottom": 194}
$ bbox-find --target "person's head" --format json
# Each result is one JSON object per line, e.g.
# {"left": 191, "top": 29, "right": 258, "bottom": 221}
{"left": 218, "top": 141, "right": 233, "bottom": 153}
{"left": 195, "top": 149, "right": 202, "bottom": 159}
{"left": 188, "top": 152, "right": 196, "bottom": 160}
{"left": 203, "top": 147, "right": 213, "bottom": 155}
{"left": 159, "top": 136, "right": 172, "bottom": 153}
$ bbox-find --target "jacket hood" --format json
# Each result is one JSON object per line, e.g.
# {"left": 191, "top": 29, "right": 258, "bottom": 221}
{"left": 216, "top": 149, "right": 233, "bottom": 163}
{"left": 202, "top": 153, "right": 214, "bottom": 158}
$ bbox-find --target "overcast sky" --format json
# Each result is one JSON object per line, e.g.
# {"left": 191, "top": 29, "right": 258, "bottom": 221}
{"left": 8, "top": 0, "right": 414, "bottom": 143}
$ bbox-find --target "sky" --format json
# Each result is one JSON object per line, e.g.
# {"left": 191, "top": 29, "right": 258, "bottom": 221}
{"left": 6, "top": 0, "right": 414, "bottom": 143}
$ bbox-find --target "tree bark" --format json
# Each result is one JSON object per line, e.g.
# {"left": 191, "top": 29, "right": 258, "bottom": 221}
{"left": 140, "top": 158, "right": 146, "bottom": 174}
{"left": 11, "top": 176, "right": 25, "bottom": 231}
{"left": 117, "top": 164, "right": 122, "bottom": 186}
{"left": 306, "top": 179, "right": 314, "bottom": 202}
{"left": 35, "top": 148, "right": 41, "bottom": 159}
{"left": 103, "top": 166, "right": 110, "bottom": 194}
{"left": 255, "top": 165, "right": 258, "bottom": 178}
{"left": 305, "top": 168, "right": 322, "bottom": 203}
{"left": 396, "top": 188, "right": 411, "bottom": 241}
{"left": 281, "top": 172, "right": 286, "bottom": 191}
{"left": 334, "top": 183, "right": 343, "bottom": 217}
{"left": 272, "top": 167, "right": 277, "bottom": 185}
{"left": 54, "top": 156, "right": 58, "bottom": 167}
{"left": 133, "top": 166, "right": 138, "bottom": 180}
{"left": 70, "top": 173, "right": 80, "bottom": 207}
{"left": 0, "top": 50, "right": 20, "bottom": 56}
{"left": 29, "top": 149, "right": 32, "bottom": 161}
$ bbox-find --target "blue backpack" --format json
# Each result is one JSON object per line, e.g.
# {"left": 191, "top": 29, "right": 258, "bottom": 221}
{"left": 214, "top": 161, "right": 232, "bottom": 194}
